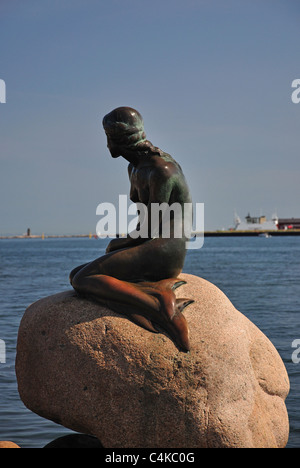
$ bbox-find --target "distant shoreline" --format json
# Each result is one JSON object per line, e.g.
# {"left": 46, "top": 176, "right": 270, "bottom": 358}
{"left": 1, "top": 230, "right": 300, "bottom": 240}
{"left": 0, "top": 234, "right": 91, "bottom": 239}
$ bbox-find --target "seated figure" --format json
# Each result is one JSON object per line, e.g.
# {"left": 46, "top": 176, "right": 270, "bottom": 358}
{"left": 70, "top": 107, "right": 193, "bottom": 351}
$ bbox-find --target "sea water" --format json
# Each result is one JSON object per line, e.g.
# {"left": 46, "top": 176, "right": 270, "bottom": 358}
{"left": 0, "top": 237, "right": 299, "bottom": 448}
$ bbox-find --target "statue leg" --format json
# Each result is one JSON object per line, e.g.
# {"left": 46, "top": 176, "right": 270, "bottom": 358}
{"left": 72, "top": 273, "right": 191, "bottom": 352}
{"left": 71, "top": 241, "right": 192, "bottom": 351}
{"left": 69, "top": 263, "right": 89, "bottom": 284}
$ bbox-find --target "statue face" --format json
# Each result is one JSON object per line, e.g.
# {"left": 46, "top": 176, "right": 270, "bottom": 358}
{"left": 106, "top": 136, "right": 121, "bottom": 158}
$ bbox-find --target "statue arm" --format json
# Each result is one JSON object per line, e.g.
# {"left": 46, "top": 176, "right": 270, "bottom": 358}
{"left": 106, "top": 167, "right": 174, "bottom": 253}
{"left": 139, "top": 168, "right": 174, "bottom": 239}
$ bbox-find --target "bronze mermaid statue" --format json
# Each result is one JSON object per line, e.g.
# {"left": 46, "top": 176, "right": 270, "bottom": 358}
{"left": 70, "top": 107, "right": 194, "bottom": 352}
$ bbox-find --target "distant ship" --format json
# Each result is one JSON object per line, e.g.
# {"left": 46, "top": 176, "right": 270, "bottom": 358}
{"left": 234, "top": 212, "right": 278, "bottom": 231}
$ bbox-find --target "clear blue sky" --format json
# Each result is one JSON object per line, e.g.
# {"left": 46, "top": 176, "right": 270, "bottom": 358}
{"left": 0, "top": 0, "right": 299, "bottom": 234}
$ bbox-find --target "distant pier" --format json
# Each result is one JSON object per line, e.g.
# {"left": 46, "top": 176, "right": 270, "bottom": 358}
{"left": 203, "top": 230, "right": 300, "bottom": 237}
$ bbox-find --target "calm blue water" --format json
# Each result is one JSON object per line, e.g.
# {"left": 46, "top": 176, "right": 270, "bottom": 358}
{"left": 0, "top": 237, "right": 299, "bottom": 448}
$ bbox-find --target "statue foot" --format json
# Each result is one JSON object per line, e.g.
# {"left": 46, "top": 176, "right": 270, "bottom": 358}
{"left": 156, "top": 295, "right": 193, "bottom": 352}
{"left": 80, "top": 277, "right": 194, "bottom": 352}
{"left": 134, "top": 278, "right": 194, "bottom": 352}
{"left": 123, "top": 296, "right": 193, "bottom": 352}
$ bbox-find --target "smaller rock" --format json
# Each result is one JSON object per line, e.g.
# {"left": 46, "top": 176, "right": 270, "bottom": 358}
{"left": 43, "top": 433, "right": 103, "bottom": 448}
{"left": 0, "top": 441, "right": 21, "bottom": 448}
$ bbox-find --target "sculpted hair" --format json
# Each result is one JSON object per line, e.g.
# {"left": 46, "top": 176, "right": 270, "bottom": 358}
{"left": 103, "top": 106, "right": 162, "bottom": 155}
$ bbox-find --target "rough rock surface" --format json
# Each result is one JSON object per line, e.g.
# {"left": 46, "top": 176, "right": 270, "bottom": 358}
{"left": 15, "top": 274, "right": 290, "bottom": 448}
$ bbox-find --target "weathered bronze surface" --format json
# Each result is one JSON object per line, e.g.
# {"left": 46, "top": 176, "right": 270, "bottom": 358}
{"left": 70, "top": 107, "right": 194, "bottom": 351}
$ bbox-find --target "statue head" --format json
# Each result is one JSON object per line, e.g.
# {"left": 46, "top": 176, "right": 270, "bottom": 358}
{"left": 103, "top": 107, "right": 147, "bottom": 157}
